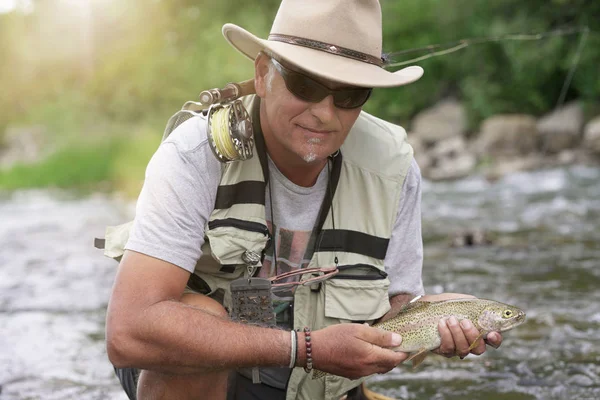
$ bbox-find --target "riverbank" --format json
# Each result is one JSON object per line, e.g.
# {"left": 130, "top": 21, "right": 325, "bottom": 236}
{"left": 1, "top": 99, "right": 599, "bottom": 196}
{"left": 409, "top": 99, "right": 600, "bottom": 181}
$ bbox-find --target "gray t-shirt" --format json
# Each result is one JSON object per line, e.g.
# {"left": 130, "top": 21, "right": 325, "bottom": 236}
{"left": 126, "top": 114, "right": 424, "bottom": 298}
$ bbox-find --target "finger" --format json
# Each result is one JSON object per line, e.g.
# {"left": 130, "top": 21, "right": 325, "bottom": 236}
{"left": 373, "top": 349, "right": 409, "bottom": 373}
{"left": 436, "top": 318, "right": 455, "bottom": 357}
{"left": 447, "top": 317, "right": 471, "bottom": 358}
{"left": 394, "top": 351, "right": 411, "bottom": 368}
{"left": 362, "top": 326, "right": 402, "bottom": 348}
{"left": 485, "top": 332, "right": 503, "bottom": 349}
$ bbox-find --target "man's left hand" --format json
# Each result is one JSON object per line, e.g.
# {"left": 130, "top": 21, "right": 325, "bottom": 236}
{"left": 423, "top": 293, "right": 503, "bottom": 358}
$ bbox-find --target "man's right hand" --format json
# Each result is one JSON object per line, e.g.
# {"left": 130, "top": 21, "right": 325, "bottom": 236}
{"left": 309, "top": 323, "right": 408, "bottom": 380}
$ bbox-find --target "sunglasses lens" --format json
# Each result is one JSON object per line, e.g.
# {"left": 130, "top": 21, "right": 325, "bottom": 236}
{"left": 333, "top": 89, "right": 372, "bottom": 109}
{"left": 285, "top": 72, "right": 329, "bottom": 103}
{"left": 273, "top": 59, "right": 372, "bottom": 109}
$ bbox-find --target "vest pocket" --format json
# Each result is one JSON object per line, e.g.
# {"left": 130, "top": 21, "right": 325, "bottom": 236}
{"left": 321, "top": 277, "right": 390, "bottom": 399}
{"left": 204, "top": 218, "right": 270, "bottom": 268}
{"left": 324, "top": 277, "right": 391, "bottom": 323}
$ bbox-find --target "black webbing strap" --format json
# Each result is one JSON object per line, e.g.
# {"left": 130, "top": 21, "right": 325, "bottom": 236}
{"left": 214, "top": 181, "right": 266, "bottom": 209}
{"left": 250, "top": 96, "right": 270, "bottom": 187}
{"left": 314, "top": 151, "right": 343, "bottom": 234}
{"left": 317, "top": 229, "right": 389, "bottom": 260}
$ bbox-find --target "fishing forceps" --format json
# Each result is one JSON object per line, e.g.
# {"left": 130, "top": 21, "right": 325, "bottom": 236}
{"left": 269, "top": 266, "right": 339, "bottom": 291}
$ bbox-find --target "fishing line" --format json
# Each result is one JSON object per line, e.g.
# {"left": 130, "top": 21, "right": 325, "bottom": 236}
{"left": 384, "top": 26, "right": 590, "bottom": 68}
{"left": 556, "top": 27, "right": 589, "bottom": 109}
{"left": 210, "top": 106, "right": 239, "bottom": 160}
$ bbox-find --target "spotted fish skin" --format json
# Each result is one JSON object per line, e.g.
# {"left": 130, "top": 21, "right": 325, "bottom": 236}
{"left": 375, "top": 298, "right": 526, "bottom": 353}
{"left": 311, "top": 298, "right": 525, "bottom": 379}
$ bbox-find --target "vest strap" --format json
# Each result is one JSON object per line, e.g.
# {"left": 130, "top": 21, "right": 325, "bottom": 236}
{"left": 215, "top": 181, "right": 266, "bottom": 209}
{"left": 316, "top": 229, "right": 389, "bottom": 260}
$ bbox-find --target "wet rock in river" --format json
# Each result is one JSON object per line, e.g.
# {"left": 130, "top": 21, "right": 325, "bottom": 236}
{"left": 423, "top": 136, "right": 476, "bottom": 181}
{"left": 411, "top": 98, "right": 467, "bottom": 144}
{"left": 450, "top": 229, "right": 494, "bottom": 247}
{"left": 483, "top": 155, "right": 545, "bottom": 181}
{"left": 472, "top": 114, "right": 538, "bottom": 157}
{"left": 582, "top": 116, "right": 600, "bottom": 155}
{"left": 536, "top": 102, "right": 584, "bottom": 154}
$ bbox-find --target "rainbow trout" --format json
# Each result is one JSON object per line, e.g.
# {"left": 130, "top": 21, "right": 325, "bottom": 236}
{"left": 312, "top": 298, "right": 525, "bottom": 379}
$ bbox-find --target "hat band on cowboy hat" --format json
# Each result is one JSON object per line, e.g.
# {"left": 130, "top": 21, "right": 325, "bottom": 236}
{"left": 267, "top": 34, "right": 385, "bottom": 67}
{"left": 222, "top": 0, "right": 424, "bottom": 89}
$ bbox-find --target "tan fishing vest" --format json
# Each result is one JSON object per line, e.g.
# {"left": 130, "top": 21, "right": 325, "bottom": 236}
{"left": 100, "top": 96, "right": 414, "bottom": 400}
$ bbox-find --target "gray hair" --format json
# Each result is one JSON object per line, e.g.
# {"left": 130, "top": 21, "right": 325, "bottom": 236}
{"left": 259, "top": 51, "right": 277, "bottom": 93}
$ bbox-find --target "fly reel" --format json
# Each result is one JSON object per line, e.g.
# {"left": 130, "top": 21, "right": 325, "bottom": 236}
{"left": 206, "top": 100, "right": 254, "bottom": 162}
{"left": 163, "top": 79, "right": 256, "bottom": 163}
{"left": 201, "top": 79, "right": 256, "bottom": 163}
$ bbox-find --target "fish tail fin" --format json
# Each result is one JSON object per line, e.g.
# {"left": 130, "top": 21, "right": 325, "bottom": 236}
{"left": 361, "top": 382, "right": 398, "bottom": 400}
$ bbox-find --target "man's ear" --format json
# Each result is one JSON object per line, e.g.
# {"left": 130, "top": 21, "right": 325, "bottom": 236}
{"left": 254, "top": 53, "right": 270, "bottom": 98}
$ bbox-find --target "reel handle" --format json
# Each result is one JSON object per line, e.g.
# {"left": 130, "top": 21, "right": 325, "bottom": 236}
{"left": 199, "top": 79, "right": 256, "bottom": 106}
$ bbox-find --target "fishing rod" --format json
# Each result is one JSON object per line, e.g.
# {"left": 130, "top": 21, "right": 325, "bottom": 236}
{"left": 383, "top": 26, "right": 589, "bottom": 67}
{"left": 165, "top": 26, "right": 590, "bottom": 163}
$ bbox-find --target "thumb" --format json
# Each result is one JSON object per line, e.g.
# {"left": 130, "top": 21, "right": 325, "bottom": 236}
{"left": 362, "top": 326, "right": 402, "bottom": 348}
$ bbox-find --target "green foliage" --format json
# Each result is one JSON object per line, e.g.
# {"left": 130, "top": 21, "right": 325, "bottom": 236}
{"left": 0, "top": 140, "right": 120, "bottom": 190}
{"left": 0, "top": 127, "right": 159, "bottom": 192}
{"left": 0, "top": 0, "right": 598, "bottom": 191}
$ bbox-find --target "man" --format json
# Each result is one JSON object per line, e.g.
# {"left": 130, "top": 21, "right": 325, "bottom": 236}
{"left": 105, "top": 1, "right": 502, "bottom": 399}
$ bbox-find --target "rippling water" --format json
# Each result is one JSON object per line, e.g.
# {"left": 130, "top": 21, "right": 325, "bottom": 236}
{"left": 1, "top": 166, "right": 599, "bottom": 399}
{"left": 0, "top": 192, "right": 131, "bottom": 400}
{"left": 371, "top": 165, "right": 600, "bottom": 400}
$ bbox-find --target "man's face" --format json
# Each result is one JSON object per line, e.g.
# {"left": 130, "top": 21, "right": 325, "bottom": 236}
{"left": 255, "top": 55, "right": 363, "bottom": 165}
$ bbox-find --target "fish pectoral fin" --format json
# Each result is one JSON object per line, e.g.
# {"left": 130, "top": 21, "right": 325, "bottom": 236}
{"left": 467, "top": 331, "right": 486, "bottom": 352}
{"left": 406, "top": 348, "right": 429, "bottom": 369}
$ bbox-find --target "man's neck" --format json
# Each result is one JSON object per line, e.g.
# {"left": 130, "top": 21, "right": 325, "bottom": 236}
{"left": 259, "top": 105, "right": 327, "bottom": 188}
{"left": 268, "top": 150, "right": 326, "bottom": 187}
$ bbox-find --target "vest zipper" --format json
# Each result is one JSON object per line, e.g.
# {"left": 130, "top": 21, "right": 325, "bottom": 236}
{"left": 208, "top": 218, "right": 270, "bottom": 236}
{"left": 333, "top": 264, "right": 388, "bottom": 280}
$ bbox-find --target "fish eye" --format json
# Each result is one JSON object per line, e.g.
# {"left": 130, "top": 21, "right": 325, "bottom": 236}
{"left": 503, "top": 310, "right": 513, "bottom": 318}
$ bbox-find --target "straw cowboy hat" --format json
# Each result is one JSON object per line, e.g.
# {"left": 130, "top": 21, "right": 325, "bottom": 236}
{"left": 222, "top": 0, "right": 423, "bottom": 88}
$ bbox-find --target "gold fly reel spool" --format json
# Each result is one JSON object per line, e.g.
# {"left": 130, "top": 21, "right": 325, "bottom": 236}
{"left": 207, "top": 99, "right": 254, "bottom": 162}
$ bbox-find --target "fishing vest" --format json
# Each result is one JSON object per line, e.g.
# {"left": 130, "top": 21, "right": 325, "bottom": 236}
{"left": 100, "top": 96, "right": 414, "bottom": 400}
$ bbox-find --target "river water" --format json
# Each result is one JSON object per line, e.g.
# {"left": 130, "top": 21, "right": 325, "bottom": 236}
{"left": 1, "top": 165, "right": 599, "bottom": 399}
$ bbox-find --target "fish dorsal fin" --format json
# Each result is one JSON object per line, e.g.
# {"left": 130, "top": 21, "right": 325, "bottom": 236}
{"left": 398, "top": 300, "right": 430, "bottom": 313}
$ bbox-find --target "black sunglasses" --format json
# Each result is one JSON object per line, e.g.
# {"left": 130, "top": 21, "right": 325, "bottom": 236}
{"left": 270, "top": 58, "right": 372, "bottom": 109}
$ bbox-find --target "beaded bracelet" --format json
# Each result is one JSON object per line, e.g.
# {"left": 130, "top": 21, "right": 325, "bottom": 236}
{"left": 303, "top": 327, "right": 313, "bottom": 373}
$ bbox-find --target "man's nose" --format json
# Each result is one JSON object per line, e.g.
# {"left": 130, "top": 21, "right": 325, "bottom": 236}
{"left": 309, "top": 94, "right": 337, "bottom": 123}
